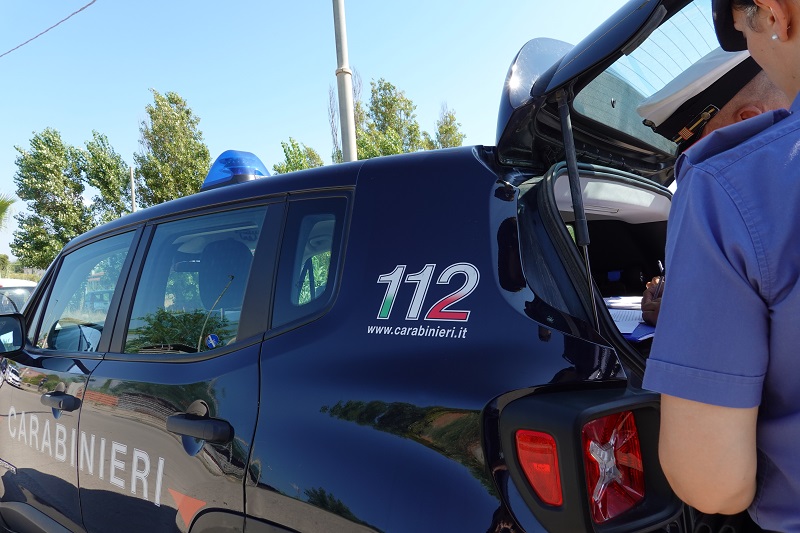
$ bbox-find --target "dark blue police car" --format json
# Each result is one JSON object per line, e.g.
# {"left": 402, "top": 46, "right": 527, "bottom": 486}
{"left": 0, "top": 0, "right": 764, "bottom": 531}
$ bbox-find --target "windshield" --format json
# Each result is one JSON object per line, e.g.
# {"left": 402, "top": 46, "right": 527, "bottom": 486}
{"left": 574, "top": 0, "right": 716, "bottom": 156}
{"left": 0, "top": 287, "right": 33, "bottom": 313}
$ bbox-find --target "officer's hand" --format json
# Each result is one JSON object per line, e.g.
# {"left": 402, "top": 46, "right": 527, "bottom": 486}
{"left": 641, "top": 276, "right": 663, "bottom": 326}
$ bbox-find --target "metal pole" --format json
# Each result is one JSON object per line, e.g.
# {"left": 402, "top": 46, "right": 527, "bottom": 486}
{"left": 332, "top": 0, "right": 357, "bottom": 162}
{"left": 130, "top": 166, "right": 137, "bottom": 213}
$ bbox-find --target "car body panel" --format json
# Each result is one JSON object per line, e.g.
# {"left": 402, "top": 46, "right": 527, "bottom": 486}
{"left": 77, "top": 343, "right": 260, "bottom": 532}
{"left": 245, "top": 147, "right": 626, "bottom": 532}
{"left": 0, "top": 350, "right": 98, "bottom": 531}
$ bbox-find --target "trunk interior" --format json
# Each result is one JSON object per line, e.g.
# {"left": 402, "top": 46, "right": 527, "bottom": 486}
{"left": 542, "top": 164, "right": 672, "bottom": 363}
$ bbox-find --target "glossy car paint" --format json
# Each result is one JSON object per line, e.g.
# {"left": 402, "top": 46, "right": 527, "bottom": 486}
{"left": 245, "top": 148, "right": 625, "bottom": 531}
{"left": 77, "top": 344, "right": 261, "bottom": 532}
{"left": 0, "top": 350, "right": 100, "bottom": 531}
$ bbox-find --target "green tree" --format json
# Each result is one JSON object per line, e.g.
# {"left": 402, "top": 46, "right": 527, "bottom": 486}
{"left": 272, "top": 137, "right": 324, "bottom": 174}
{"left": 134, "top": 89, "right": 211, "bottom": 208}
{"left": 12, "top": 128, "right": 91, "bottom": 269}
{"left": 329, "top": 75, "right": 464, "bottom": 160}
{"left": 80, "top": 131, "right": 131, "bottom": 224}
{"left": 426, "top": 104, "right": 466, "bottom": 149}
{"left": 11, "top": 128, "right": 134, "bottom": 268}
{"left": 0, "top": 255, "right": 9, "bottom": 277}
{"left": 356, "top": 78, "right": 424, "bottom": 159}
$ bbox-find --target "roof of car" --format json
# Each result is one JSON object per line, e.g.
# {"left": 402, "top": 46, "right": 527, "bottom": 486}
{"left": 0, "top": 278, "right": 36, "bottom": 287}
{"left": 66, "top": 156, "right": 369, "bottom": 251}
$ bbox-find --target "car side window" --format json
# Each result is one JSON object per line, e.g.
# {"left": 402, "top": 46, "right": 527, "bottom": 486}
{"left": 123, "top": 206, "right": 268, "bottom": 354}
{"left": 34, "top": 232, "right": 135, "bottom": 352}
{"left": 272, "top": 197, "right": 347, "bottom": 328}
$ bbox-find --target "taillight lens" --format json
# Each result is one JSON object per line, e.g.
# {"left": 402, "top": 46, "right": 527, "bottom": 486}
{"left": 582, "top": 411, "right": 645, "bottom": 523}
{"left": 516, "top": 430, "right": 563, "bottom": 506}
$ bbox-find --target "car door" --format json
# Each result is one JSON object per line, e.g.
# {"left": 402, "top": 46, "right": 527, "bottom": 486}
{"left": 76, "top": 202, "right": 282, "bottom": 533}
{"left": 0, "top": 230, "right": 138, "bottom": 532}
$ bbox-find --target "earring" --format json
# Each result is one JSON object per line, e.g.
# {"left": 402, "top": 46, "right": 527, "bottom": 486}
{"left": 773, "top": 33, "right": 780, "bottom": 40}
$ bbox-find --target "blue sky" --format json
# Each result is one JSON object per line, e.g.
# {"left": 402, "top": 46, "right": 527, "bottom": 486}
{"left": 0, "top": 0, "right": 628, "bottom": 261}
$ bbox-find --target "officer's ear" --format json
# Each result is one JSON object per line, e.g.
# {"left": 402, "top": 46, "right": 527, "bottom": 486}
{"left": 735, "top": 104, "right": 763, "bottom": 122}
{"left": 752, "top": 0, "right": 791, "bottom": 41}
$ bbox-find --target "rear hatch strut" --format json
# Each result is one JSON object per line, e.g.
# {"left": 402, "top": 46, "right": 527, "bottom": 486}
{"left": 556, "top": 88, "right": 599, "bottom": 330}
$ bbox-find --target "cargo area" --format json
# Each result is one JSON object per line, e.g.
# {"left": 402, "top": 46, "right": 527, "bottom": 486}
{"left": 552, "top": 170, "right": 670, "bottom": 296}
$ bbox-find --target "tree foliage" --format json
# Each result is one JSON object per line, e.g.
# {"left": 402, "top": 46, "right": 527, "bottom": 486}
{"left": 328, "top": 86, "right": 343, "bottom": 164}
{"left": 82, "top": 132, "right": 131, "bottom": 224}
{"left": 11, "top": 128, "right": 91, "bottom": 269}
{"left": 356, "top": 78, "right": 425, "bottom": 159}
{"left": 125, "top": 308, "right": 232, "bottom": 354}
{"left": 134, "top": 89, "right": 211, "bottom": 208}
{"left": 329, "top": 75, "right": 465, "bottom": 161}
{"left": 272, "top": 137, "right": 324, "bottom": 174}
{"left": 11, "top": 128, "right": 135, "bottom": 269}
{"left": 427, "top": 104, "right": 467, "bottom": 150}
{"left": 10, "top": 90, "right": 212, "bottom": 268}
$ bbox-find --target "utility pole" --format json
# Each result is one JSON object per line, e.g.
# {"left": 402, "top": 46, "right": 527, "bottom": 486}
{"left": 332, "top": 0, "right": 357, "bottom": 162}
{"left": 129, "top": 166, "right": 137, "bottom": 213}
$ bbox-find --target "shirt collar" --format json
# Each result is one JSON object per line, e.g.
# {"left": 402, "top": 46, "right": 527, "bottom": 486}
{"left": 790, "top": 91, "right": 800, "bottom": 114}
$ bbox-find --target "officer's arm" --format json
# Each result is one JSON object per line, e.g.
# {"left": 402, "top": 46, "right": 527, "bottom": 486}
{"left": 658, "top": 394, "right": 758, "bottom": 514}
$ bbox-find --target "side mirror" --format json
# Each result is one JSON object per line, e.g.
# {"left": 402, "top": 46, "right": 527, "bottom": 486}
{"left": 0, "top": 314, "right": 25, "bottom": 353}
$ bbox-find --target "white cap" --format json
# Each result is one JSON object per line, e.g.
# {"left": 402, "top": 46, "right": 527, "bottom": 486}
{"left": 637, "top": 47, "right": 750, "bottom": 126}
{"left": 636, "top": 47, "right": 761, "bottom": 148}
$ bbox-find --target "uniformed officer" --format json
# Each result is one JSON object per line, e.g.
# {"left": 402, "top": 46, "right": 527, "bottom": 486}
{"left": 635, "top": 47, "right": 788, "bottom": 326}
{"left": 643, "top": 0, "right": 800, "bottom": 528}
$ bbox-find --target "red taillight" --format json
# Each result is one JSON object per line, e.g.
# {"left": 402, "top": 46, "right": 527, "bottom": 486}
{"left": 582, "top": 411, "right": 645, "bottom": 523}
{"left": 516, "top": 430, "right": 563, "bottom": 506}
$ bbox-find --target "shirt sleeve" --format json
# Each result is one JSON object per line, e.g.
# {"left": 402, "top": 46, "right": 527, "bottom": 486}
{"left": 643, "top": 161, "right": 768, "bottom": 408}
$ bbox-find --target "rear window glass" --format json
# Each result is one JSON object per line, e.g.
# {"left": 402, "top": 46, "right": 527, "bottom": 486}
{"left": 574, "top": 0, "right": 715, "bottom": 156}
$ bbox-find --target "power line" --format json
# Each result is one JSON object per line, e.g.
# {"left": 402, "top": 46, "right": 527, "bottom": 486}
{"left": 0, "top": 0, "right": 97, "bottom": 60}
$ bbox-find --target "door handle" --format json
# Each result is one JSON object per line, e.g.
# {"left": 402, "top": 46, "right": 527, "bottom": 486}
{"left": 167, "top": 413, "right": 233, "bottom": 444}
{"left": 40, "top": 391, "right": 81, "bottom": 412}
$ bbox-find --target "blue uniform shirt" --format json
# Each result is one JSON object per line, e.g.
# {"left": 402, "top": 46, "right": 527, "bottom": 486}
{"left": 643, "top": 95, "right": 800, "bottom": 531}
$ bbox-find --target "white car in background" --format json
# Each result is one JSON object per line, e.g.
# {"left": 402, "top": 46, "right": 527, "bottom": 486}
{"left": 0, "top": 278, "right": 36, "bottom": 314}
{"left": 5, "top": 365, "right": 21, "bottom": 388}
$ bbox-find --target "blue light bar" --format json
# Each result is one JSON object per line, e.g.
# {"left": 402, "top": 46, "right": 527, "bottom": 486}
{"left": 201, "top": 150, "right": 270, "bottom": 191}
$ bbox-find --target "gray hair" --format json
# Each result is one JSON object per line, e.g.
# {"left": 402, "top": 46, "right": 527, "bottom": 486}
{"left": 731, "top": 0, "right": 761, "bottom": 30}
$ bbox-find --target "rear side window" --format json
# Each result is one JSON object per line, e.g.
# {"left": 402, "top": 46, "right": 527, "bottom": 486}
{"left": 33, "top": 232, "right": 135, "bottom": 352}
{"left": 272, "top": 197, "right": 347, "bottom": 328}
{"left": 123, "top": 206, "right": 268, "bottom": 354}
